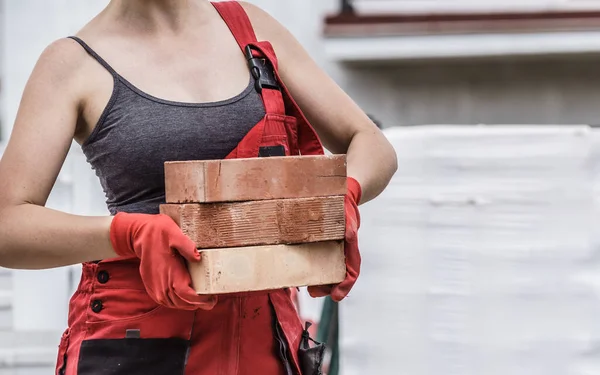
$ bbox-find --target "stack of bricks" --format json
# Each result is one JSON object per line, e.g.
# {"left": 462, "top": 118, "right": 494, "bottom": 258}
{"left": 159, "top": 155, "right": 348, "bottom": 295}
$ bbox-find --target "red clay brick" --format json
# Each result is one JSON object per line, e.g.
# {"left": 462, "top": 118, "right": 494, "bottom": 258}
{"left": 160, "top": 196, "right": 345, "bottom": 249}
{"left": 188, "top": 241, "right": 346, "bottom": 294}
{"left": 164, "top": 155, "right": 347, "bottom": 203}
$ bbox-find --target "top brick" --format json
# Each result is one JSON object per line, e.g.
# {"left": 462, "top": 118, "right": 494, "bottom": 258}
{"left": 164, "top": 155, "right": 347, "bottom": 203}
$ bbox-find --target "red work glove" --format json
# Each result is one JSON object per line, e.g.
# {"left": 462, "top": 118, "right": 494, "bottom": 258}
{"left": 308, "top": 177, "right": 362, "bottom": 302}
{"left": 110, "top": 212, "right": 217, "bottom": 311}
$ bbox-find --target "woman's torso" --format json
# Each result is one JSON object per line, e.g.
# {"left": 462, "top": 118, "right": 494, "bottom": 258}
{"left": 72, "top": 3, "right": 265, "bottom": 214}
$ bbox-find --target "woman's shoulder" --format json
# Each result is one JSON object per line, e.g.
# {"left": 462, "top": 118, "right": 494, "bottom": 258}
{"left": 29, "top": 37, "right": 92, "bottom": 100}
{"left": 236, "top": 2, "right": 302, "bottom": 60}
{"left": 33, "top": 38, "right": 91, "bottom": 80}
{"left": 237, "top": 1, "right": 285, "bottom": 37}
{"left": 237, "top": 1, "right": 272, "bottom": 21}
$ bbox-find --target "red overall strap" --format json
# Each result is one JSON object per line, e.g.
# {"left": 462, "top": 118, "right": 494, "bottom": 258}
{"left": 212, "top": 1, "right": 325, "bottom": 156}
{"left": 212, "top": 1, "right": 285, "bottom": 116}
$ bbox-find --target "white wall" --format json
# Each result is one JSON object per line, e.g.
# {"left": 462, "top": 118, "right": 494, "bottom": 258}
{"left": 341, "top": 125, "right": 600, "bottom": 375}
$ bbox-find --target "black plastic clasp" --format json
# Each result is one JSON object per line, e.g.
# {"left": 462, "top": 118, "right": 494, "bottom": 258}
{"left": 245, "top": 45, "right": 279, "bottom": 93}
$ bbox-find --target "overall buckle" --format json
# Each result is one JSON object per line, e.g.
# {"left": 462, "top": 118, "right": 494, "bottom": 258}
{"left": 245, "top": 45, "right": 279, "bottom": 93}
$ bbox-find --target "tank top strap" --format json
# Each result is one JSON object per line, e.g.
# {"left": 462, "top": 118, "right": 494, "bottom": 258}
{"left": 67, "top": 36, "right": 119, "bottom": 78}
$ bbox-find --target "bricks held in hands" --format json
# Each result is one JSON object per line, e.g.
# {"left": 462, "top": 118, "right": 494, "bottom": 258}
{"left": 184, "top": 242, "right": 346, "bottom": 295}
{"left": 161, "top": 155, "right": 348, "bottom": 295}
{"left": 160, "top": 196, "right": 345, "bottom": 249}
{"left": 164, "top": 155, "right": 347, "bottom": 203}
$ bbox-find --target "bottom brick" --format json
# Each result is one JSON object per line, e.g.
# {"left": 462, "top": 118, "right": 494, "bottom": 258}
{"left": 189, "top": 241, "right": 346, "bottom": 294}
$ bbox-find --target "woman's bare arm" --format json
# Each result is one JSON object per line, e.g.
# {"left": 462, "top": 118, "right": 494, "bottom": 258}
{"left": 0, "top": 39, "right": 117, "bottom": 270}
{"left": 243, "top": 3, "right": 398, "bottom": 204}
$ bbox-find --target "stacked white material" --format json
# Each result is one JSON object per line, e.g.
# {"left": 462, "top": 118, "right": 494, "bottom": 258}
{"left": 341, "top": 125, "right": 600, "bottom": 375}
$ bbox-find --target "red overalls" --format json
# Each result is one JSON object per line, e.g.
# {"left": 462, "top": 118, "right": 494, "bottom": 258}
{"left": 54, "top": 2, "right": 327, "bottom": 374}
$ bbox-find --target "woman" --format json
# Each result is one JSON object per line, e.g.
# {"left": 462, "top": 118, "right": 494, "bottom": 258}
{"left": 0, "top": 0, "right": 397, "bottom": 374}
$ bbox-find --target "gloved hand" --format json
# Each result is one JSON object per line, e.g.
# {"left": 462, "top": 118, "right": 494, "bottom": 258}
{"left": 308, "top": 177, "right": 362, "bottom": 302}
{"left": 109, "top": 212, "right": 217, "bottom": 311}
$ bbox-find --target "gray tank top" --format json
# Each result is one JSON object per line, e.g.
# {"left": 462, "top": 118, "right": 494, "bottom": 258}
{"left": 68, "top": 36, "right": 266, "bottom": 215}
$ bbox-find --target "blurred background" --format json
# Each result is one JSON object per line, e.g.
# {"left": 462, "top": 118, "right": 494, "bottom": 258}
{"left": 3, "top": 0, "right": 600, "bottom": 374}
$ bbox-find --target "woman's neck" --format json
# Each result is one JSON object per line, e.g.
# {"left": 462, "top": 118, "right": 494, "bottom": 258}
{"left": 105, "top": 0, "right": 210, "bottom": 33}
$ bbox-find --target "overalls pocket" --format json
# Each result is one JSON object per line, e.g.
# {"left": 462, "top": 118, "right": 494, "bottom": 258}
{"left": 86, "top": 288, "right": 163, "bottom": 325}
{"left": 77, "top": 337, "right": 190, "bottom": 375}
{"left": 79, "top": 300, "right": 194, "bottom": 375}
{"left": 260, "top": 114, "right": 299, "bottom": 157}
{"left": 78, "top": 270, "right": 195, "bottom": 375}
